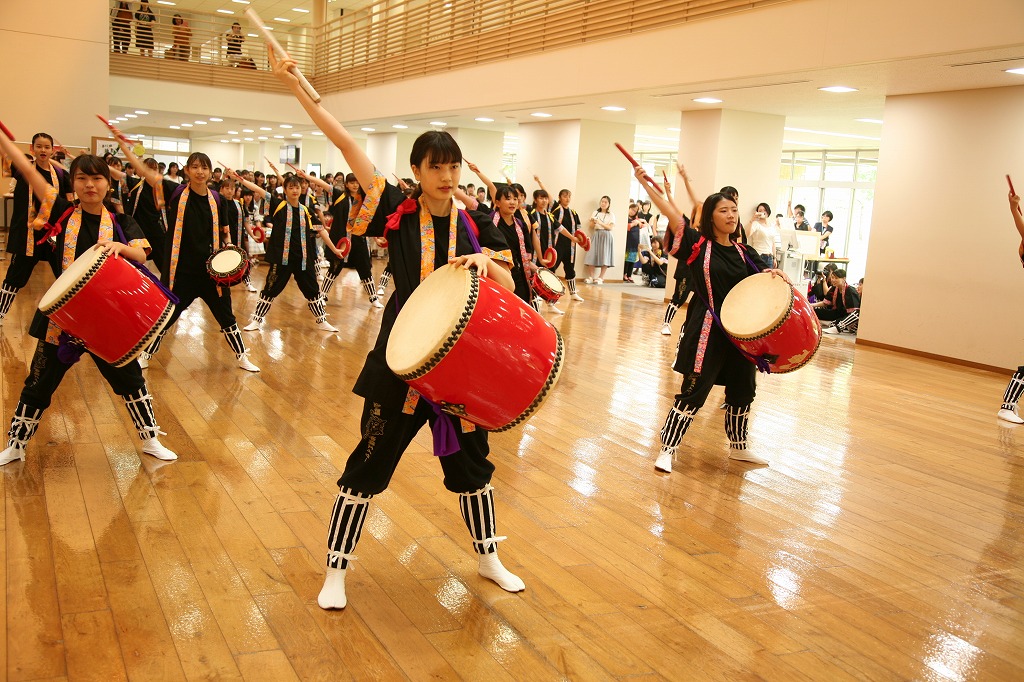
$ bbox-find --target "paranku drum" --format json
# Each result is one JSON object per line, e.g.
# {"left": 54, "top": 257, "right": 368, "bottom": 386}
{"left": 206, "top": 245, "right": 250, "bottom": 286}
{"left": 530, "top": 268, "right": 565, "bottom": 303}
{"left": 541, "top": 247, "right": 557, "bottom": 268}
{"left": 38, "top": 247, "right": 175, "bottom": 367}
{"left": 720, "top": 272, "right": 821, "bottom": 373}
{"left": 386, "top": 264, "right": 564, "bottom": 431}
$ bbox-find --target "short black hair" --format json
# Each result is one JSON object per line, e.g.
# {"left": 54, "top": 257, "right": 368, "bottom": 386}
{"left": 31, "top": 132, "right": 54, "bottom": 145}
{"left": 822, "top": 210, "right": 833, "bottom": 220}
{"left": 719, "top": 185, "right": 739, "bottom": 199}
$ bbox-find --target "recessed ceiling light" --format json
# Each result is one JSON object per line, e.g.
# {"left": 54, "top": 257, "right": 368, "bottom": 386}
{"left": 291, "top": 133, "right": 302, "bottom": 137}
{"left": 220, "top": 139, "right": 229, "bottom": 143}
{"left": 181, "top": 123, "right": 193, "bottom": 127}
{"left": 227, "top": 130, "right": 238, "bottom": 134}
{"left": 258, "top": 136, "right": 268, "bottom": 140}
{"left": 429, "top": 121, "right": 447, "bottom": 126}
{"left": 242, "top": 128, "right": 254, "bottom": 133}
{"left": 232, "top": 0, "right": 250, "bottom": 3}
{"left": 601, "top": 106, "right": 626, "bottom": 112}
{"left": 156, "top": 1, "right": 175, "bottom": 5}
{"left": 243, "top": 138, "right": 254, "bottom": 142}
{"left": 311, "top": 131, "right": 324, "bottom": 135}
{"left": 260, "top": 127, "right": 272, "bottom": 131}
{"left": 124, "top": 113, "right": 137, "bottom": 118}
{"left": 392, "top": 124, "right": 408, "bottom": 129}
{"left": 855, "top": 118, "right": 884, "bottom": 124}
{"left": 292, "top": 7, "right": 310, "bottom": 12}
{"left": 819, "top": 86, "right": 858, "bottom": 93}
{"left": 231, "top": 138, "right": 241, "bottom": 142}
{"left": 280, "top": 124, "right": 293, "bottom": 129}
{"left": 475, "top": 117, "right": 494, "bottom": 122}
{"left": 170, "top": 125, "right": 181, "bottom": 130}
{"left": 361, "top": 127, "right": 375, "bottom": 132}
{"left": 247, "top": 33, "right": 258, "bottom": 37}
{"left": 217, "top": 9, "right": 234, "bottom": 14}
{"left": 531, "top": 112, "right": 552, "bottom": 118}
{"left": 194, "top": 121, "right": 207, "bottom": 125}
{"left": 1005, "top": 67, "right": 1024, "bottom": 75}
{"left": 273, "top": 135, "right": 284, "bottom": 138}
{"left": 693, "top": 97, "right": 722, "bottom": 104}
{"left": 135, "top": 110, "right": 149, "bottom": 115}
{"left": 667, "top": 127, "right": 680, "bottom": 132}
{"left": 209, "top": 117, "right": 223, "bottom": 122}
{"left": 274, "top": 17, "right": 291, "bottom": 22}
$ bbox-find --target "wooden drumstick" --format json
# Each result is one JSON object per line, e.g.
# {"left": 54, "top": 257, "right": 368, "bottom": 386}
{"left": 0, "top": 119, "right": 15, "bottom": 141}
{"left": 614, "top": 142, "right": 663, "bottom": 194}
{"left": 1008, "top": 174, "right": 1016, "bottom": 196}
{"left": 96, "top": 114, "right": 139, "bottom": 145}
{"left": 244, "top": 7, "right": 321, "bottom": 103}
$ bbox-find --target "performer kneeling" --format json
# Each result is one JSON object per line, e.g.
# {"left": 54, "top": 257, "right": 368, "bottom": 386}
{"left": 270, "top": 50, "right": 525, "bottom": 609}
{"left": 635, "top": 168, "right": 791, "bottom": 472}
{"left": 0, "top": 141, "right": 175, "bottom": 465}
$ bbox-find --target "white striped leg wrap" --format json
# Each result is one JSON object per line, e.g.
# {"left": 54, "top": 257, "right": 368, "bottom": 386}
{"left": 243, "top": 272, "right": 252, "bottom": 287}
{"left": 1003, "top": 371, "right": 1024, "bottom": 411}
{"left": 660, "top": 400, "right": 698, "bottom": 450}
{"left": 321, "top": 272, "right": 338, "bottom": 295}
{"left": 460, "top": 483, "right": 504, "bottom": 555}
{"left": 122, "top": 386, "right": 163, "bottom": 441}
{"left": 566, "top": 278, "right": 577, "bottom": 295}
{"left": 836, "top": 310, "right": 859, "bottom": 333}
{"left": 145, "top": 328, "right": 166, "bottom": 356}
{"left": 724, "top": 403, "right": 752, "bottom": 450}
{"left": 221, "top": 324, "right": 247, "bottom": 357}
{"left": 377, "top": 269, "right": 392, "bottom": 292}
{"left": 308, "top": 296, "right": 327, "bottom": 323}
{"left": 252, "top": 295, "right": 273, "bottom": 323}
{"left": 0, "top": 283, "right": 19, "bottom": 319}
{"left": 531, "top": 297, "right": 541, "bottom": 313}
{"left": 360, "top": 278, "right": 377, "bottom": 302}
{"left": 664, "top": 302, "right": 680, "bottom": 325}
{"left": 7, "top": 402, "right": 43, "bottom": 450}
{"left": 326, "top": 487, "right": 372, "bottom": 569}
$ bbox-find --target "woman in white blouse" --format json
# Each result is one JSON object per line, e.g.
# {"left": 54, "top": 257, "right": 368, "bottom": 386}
{"left": 584, "top": 195, "right": 615, "bottom": 284}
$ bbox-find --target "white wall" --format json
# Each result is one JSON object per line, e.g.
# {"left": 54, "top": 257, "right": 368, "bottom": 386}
{"left": 449, "top": 128, "right": 505, "bottom": 180}
{"left": 861, "top": 86, "right": 1024, "bottom": 370}
{"left": 518, "top": 120, "right": 581, "bottom": 197}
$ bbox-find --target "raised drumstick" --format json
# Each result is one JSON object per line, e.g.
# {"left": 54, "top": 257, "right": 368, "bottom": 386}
{"left": 96, "top": 114, "right": 139, "bottom": 145}
{"left": 244, "top": 7, "right": 321, "bottom": 103}
{"left": 614, "top": 142, "right": 663, "bottom": 194}
{"left": 0, "top": 120, "right": 15, "bottom": 141}
{"left": 1008, "top": 174, "right": 1016, "bottom": 196}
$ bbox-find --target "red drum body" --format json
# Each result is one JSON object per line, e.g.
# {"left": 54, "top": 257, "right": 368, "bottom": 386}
{"left": 720, "top": 273, "right": 821, "bottom": 373}
{"left": 530, "top": 268, "right": 565, "bottom": 303}
{"left": 38, "top": 248, "right": 175, "bottom": 367}
{"left": 386, "top": 264, "right": 564, "bottom": 431}
{"left": 206, "top": 245, "right": 250, "bottom": 286}
{"left": 541, "top": 247, "right": 557, "bottom": 268}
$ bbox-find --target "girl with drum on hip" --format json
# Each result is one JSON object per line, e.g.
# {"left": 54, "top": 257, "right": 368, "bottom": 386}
{"left": 633, "top": 166, "right": 791, "bottom": 472}
{"left": 112, "top": 134, "right": 260, "bottom": 373}
{"left": 0, "top": 132, "right": 177, "bottom": 465}
{"left": 225, "top": 171, "right": 340, "bottom": 333}
{"left": 999, "top": 184, "right": 1024, "bottom": 424}
{"left": 270, "top": 50, "right": 524, "bottom": 610}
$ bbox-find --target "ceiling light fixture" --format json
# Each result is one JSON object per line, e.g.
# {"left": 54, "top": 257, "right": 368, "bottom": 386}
{"left": 217, "top": 9, "right": 234, "bottom": 14}
{"left": 135, "top": 110, "right": 149, "bottom": 115}
{"left": 855, "top": 118, "right": 884, "bottom": 124}
{"left": 429, "top": 121, "right": 447, "bottom": 126}
{"left": 228, "top": 130, "right": 238, "bottom": 134}
{"left": 392, "top": 124, "right": 408, "bottom": 129}
{"left": 531, "top": 112, "right": 552, "bottom": 118}
{"left": 1005, "top": 67, "right": 1024, "bottom": 75}
{"left": 667, "top": 127, "right": 680, "bottom": 132}
{"left": 291, "top": 133, "right": 302, "bottom": 137}
{"left": 292, "top": 7, "right": 310, "bottom": 12}
{"left": 195, "top": 121, "right": 207, "bottom": 125}
{"left": 258, "top": 136, "right": 268, "bottom": 140}
{"left": 280, "top": 124, "right": 293, "bottom": 129}
{"left": 475, "top": 117, "right": 494, "bottom": 122}
{"left": 273, "top": 135, "right": 284, "bottom": 138}
{"left": 242, "top": 128, "right": 254, "bottom": 133}
{"left": 231, "top": 138, "right": 241, "bottom": 142}
{"left": 784, "top": 126, "right": 880, "bottom": 141}
{"left": 170, "top": 125, "right": 181, "bottom": 129}
{"left": 818, "top": 86, "right": 858, "bottom": 93}
{"left": 274, "top": 17, "right": 291, "bottom": 22}
{"left": 232, "top": 0, "right": 250, "bottom": 4}
{"left": 601, "top": 106, "right": 626, "bottom": 112}
{"left": 220, "top": 139, "right": 229, "bottom": 143}
{"left": 311, "top": 131, "right": 324, "bottom": 135}
{"left": 209, "top": 117, "right": 223, "bottom": 122}
{"left": 260, "top": 127, "right": 272, "bottom": 131}
{"left": 156, "top": 1, "right": 175, "bottom": 5}
{"left": 244, "top": 137, "right": 254, "bottom": 141}
{"left": 124, "top": 113, "right": 137, "bottom": 118}
{"left": 361, "top": 127, "right": 375, "bottom": 132}
{"left": 180, "top": 123, "right": 193, "bottom": 127}
{"left": 692, "top": 97, "right": 722, "bottom": 104}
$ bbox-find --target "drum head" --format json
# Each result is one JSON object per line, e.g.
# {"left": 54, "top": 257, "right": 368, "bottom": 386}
{"left": 720, "top": 273, "right": 793, "bottom": 339}
{"left": 39, "top": 247, "right": 105, "bottom": 311}
{"left": 386, "top": 264, "right": 473, "bottom": 376}
{"left": 210, "top": 249, "right": 243, "bottom": 273}
{"left": 537, "top": 269, "right": 564, "bottom": 293}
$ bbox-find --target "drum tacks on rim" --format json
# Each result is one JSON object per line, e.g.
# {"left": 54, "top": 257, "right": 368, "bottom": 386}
{"left": 530, "top": 268, "right": 565, "bottom": 303}
{"left": 38, "top": 248, "right": 175, "bottom": 367}
{"left": 720, "top": 273, "right": 820, "bottom": 373}
{"left": 207, "top": 245, "right": 250, "bottom": 286}
{"left": 386, "top": 264, "right": 564, "bottom": 431}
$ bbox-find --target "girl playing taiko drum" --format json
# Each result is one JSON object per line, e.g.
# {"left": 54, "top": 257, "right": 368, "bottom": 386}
{"left": 268, "top": 49, "right": 526, "bottom": 610}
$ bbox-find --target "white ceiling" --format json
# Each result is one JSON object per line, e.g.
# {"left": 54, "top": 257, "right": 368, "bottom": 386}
{"left": 109, "top": 38, "right": 1024, "bottom": 154}
{"left": 151, "top": 0, "right": 366, "bottom": 26}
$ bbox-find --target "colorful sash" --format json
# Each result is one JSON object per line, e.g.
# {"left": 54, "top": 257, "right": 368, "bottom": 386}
{"left": 26, "top": 163, "right": 62, "bottom": 256}
{"left": 167, "top": 186, "right": 220, "bottom": 288}
{"left": 274, "top": 201, "right": 312, "bottom": 269}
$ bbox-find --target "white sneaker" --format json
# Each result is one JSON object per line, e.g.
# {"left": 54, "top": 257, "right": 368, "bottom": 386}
{"left": 246, "top": 283, "right": 257, "bottom": 293}
{"left": 654, "top": 447, "right": 674, "bottom": 473}
{"left": 376, "top": 287, "right": 385, "bottom": 297}
{"left": 317, "top": 320, "right": 339, "bottom": 332}
{"left": 142, "top": 437, "right": 177, "bottom": 461}
{"left": 594, "top": 278, "right": 603, "bottom": 285}
{"left": 571, "top": 293, "right": 584, "bottom": 302}
{"left": 371, "top": 299, "right": 384, "bottom": 309}
{"left": 0, "top": 444, "right": 26, "bottom": 466}
{"left": 583, "top": 278, "right": 593, "bottom": 284}
{"left": 242, "top": 319, "right": 263, "bottom": 332}
{"left": 547, "top": 303, "right": 564, "bottom": 315}
{"left": 237, "top": 353, "right": 260, "bottom": 372}
{"left": 138, "top": 352, "right": 151, "bottom": 368}
{"left": 729, "top": 450, "right": 769, "bottom": 465}
{"left": 998, "top": 408, "right": 1024, "bottom": 424}
{"left": 823, "top": 325, "right": 839, "bottom": 334}
{"left": 661, "top": 323, "right": 672, "bottom": 335}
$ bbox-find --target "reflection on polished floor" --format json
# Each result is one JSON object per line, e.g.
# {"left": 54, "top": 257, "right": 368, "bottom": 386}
{"left": 0, "top": 262, "right": 1021, "bottom": 681}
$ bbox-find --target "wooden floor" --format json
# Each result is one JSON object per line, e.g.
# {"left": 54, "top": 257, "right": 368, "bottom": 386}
{"left": 1, "top": 257, "right": 1021, "bottom": 681}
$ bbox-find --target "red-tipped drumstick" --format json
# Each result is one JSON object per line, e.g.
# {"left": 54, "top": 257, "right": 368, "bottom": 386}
{"left": 244, "top": 7, "right": 321, "bottom": 103}
{"left": 0, "top": 120, "right": 15, "bottom": 141}
{"left": 1008, "top": 174, "right": 1016, "bottom": 196}
{"left": 614, "top": 142, "right": 663, "bottom": 194}
{"left": 96, "top": 114, "right": 139, "bottom": 145}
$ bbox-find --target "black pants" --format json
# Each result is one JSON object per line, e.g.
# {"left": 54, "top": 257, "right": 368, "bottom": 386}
{"left": 670, "top": 276, "right": 692, "bottom": 306}
{"left": 675, "top": 343, "right": 756, "bottom": 410}
{"left": 552, "top": 241, "right": 576, "bottom": 280}
{"left": 20, "top": 340, "right": 145, "bottom": 411}
{"left": 167, "top": 272, "right": 237, "bottom": 330}
{"left": 3, "top": 251, "right": 50, "bottom": 289}
{"left": 263, "top": 263, "right": 321, "bottom": 300}
{"left": 338, "top": 399, "right": 494, "bottom": 496}
{"left": 815, "top": 308, "right": 849, "bottom": 322}
{"left": 326, "top": 238, "right": 373, "bottom": 281}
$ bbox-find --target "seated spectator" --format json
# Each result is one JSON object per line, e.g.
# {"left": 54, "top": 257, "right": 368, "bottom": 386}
{"left": 638, "top": 238, "right": 668, "bottom": 288}
{"left": 808, "top": 263, "right": 837, "bottom": 302}
{"left": 812, "top": 268, "right": 860, "bottom": 333}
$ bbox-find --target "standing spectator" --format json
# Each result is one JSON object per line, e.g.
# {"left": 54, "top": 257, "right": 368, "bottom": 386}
{"left": 814, "top": 210, "right": 834, "bottom": 254}
{"left": 793, "top": 208, "right": 812, "bottom": 231}
{"left": 166, "top": 161, "right": 184, "bottom": 185}
{"left": 623, "top": 203, "right": 642, "bottom": 280}
{"left": 225, "top": 22, "right": 245, "bottom": 64}
{"left": 746, "top": 202, "right": 778, "bottom": 268}
{"left": 170, "top": 14, "right": 191, "bottom": 61}
{"left": 135, "top": 1, "right": 157, "bottom": 57}
{"left": 112, "top": 2, "right": 132, "bottom": 53}
{"left": 584, "top": 195, "right": 615, "bottom": 284}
